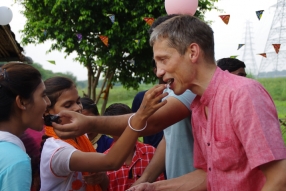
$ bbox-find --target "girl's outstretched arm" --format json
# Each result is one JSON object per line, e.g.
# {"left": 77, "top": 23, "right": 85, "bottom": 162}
{"left": 69, "top": 84, "right": 168, "bottom": 172}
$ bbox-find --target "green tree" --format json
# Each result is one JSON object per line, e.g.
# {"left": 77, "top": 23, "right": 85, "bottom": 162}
{"left": 31, "top": 63, "right": 77, "bottom": 82}
{"left": 17, "top": 0, "right": 218, "bottom": 112}
{"left": 0, "top": 62, "right": 77, "bottom": 82}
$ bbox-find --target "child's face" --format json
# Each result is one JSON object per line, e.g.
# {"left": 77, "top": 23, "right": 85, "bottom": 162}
{"left": 48, "top": 86, "right": 82, "bottom": 124}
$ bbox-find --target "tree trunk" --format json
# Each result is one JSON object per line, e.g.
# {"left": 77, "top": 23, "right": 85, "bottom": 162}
{"left": 86, "top": 61, "right": 93, "bottom": 97}
{"left": 91, "top": 66, "right": 102, "bottom": 101}
{"left": 100, "top": 71, "right": 114, "bottom": 114}
{"left": 96, "top": 68, "right": 108, "bottom": 104}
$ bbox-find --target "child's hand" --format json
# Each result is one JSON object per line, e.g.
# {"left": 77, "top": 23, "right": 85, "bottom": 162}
{"left": 136, "top": 84, "right": 168, "bottom": 121}
{"left": 83, "top": 172, "right": 108, "bottom": 185}
{"left": 52, "top": 111, "right": 91, "bottom": 139}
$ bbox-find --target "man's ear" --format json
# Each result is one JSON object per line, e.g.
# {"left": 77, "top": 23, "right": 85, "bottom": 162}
{"left": 188, "top": 43, "right": 200, "bottom": 63}
{"left": 15, "top": 96, "right": 26, "bottom": 110}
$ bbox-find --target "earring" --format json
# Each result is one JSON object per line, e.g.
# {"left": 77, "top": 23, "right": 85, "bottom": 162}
{"left": 22, "top": 106, "right": 26, "bottom": 110}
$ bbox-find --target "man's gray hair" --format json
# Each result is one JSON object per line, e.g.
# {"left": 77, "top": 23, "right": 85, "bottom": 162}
{"left": 150, "top": 15, "right": 215, "bottom": 61}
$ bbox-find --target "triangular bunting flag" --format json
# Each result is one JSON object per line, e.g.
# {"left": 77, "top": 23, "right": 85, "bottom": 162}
{"left": 219, "top": 15, "right": 230, "bottom": 25}
{"left": 237, "top": 44, "right": 245, "bottom": 50}
{"left": 230, "top": 55, "right": 238, "bottom": 59}
{"left": 108, "top": 14, "right": 115, "bottom": 23}
{"left": 134, "top": 39, "right": 140, "bottom": 44}
{"left": 76, "top": 33, "right": 82, "bottom": 41}
{"left": 272, "top": 44, "right": 281, "bottom": 54}
{"left": 99, "top": 35, "right": 108, "bottom": 46}
{"left": 258, "top": 53, "right": 267, "bottom": 58}
{"left": 41, "top": 29, "right": 47, "bottom": 37}
{"left": 256, "top": 10, "right": 264, "bottom": 20}
{"left": 47, "top": 60, "right": 56, "bottom": 65}
{"left": 144, "top": 17, "right": 155, "bottom": 26}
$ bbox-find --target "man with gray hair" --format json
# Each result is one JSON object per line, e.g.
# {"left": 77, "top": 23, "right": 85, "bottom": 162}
{"left": 132, "top": 14, "right": 196, "bottom": 185}
{"left": 128, "top": 15, "right": 286, "bottom": 190}
{"left": 53, "top": 15, "right": 286, "bottom": 190}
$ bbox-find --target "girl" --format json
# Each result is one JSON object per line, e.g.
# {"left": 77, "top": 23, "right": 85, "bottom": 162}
{"left": 0, "top": 63, "right": 50, "bottom": 190}
{"left": 40, "top": 76, "right": 166, "bottom": 191}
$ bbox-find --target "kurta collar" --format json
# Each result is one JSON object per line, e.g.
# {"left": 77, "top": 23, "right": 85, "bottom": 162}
{"left": 200, "top": 67, "right": 224, "bottom": 106}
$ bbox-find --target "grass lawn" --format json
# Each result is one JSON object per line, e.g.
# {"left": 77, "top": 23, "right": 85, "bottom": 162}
{"left": 274, "top": 100, "right": 286, "bottom": 118}
{"left": 275, "top": 101, "right": 286, "bottom": 143}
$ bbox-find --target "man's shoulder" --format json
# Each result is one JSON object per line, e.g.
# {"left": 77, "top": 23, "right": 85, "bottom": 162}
{"left": 166, "top": 89, "right": 196, "bottom": 111}
{"left": 223, "top": 72, "right": 260, "bottom": 89}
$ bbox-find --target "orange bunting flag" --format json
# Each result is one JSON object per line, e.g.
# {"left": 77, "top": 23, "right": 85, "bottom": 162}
{"left": 237, "top": 44, "right": 245, "bottom": 50}
{"left": 219, "top": 15, "right": 230, "bottom": 25}
{"left": 258, "top": 53, "right": 267, "bottom": 58}
{"left": 272, "top": 44, "right": 281, "bottom": 54}
{"left": 99, "top": 35, "right": 108, "bottom": 46}
{"left": 256, "top": 10, "right": 264, "bottom": 20}
{"left": 144, "top": 17, "right": 154, "bottom": 26}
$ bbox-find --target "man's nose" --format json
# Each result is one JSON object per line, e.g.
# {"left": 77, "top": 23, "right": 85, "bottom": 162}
{"left": 156, "top": 67, "right": 165, "bottom": 78}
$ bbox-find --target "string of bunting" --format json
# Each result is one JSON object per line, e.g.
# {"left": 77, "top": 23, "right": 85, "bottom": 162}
{"left": 220, "top": 10, "right": 283, "bottom": 58}
{"left": 69, "top": 8, "right": 280, "bottom": 58}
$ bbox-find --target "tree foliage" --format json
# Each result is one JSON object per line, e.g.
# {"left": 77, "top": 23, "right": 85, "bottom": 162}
{"left": 32, "top": 62, "right": 77, "bottom": 82}
{"left": 17, "top": 0, "right": 218, "bottom": 111}
{"left": 1, "top": 62, "right": 77, "bottom": 82}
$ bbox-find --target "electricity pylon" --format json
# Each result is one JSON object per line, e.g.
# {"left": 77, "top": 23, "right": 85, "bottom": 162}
{"left": 258, "top": 0, "right": 286, "bottom": 78}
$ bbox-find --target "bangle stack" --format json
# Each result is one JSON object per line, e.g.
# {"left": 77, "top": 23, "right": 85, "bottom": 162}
{"left": 128, "top": 113, "right": 147, "bottom": 132}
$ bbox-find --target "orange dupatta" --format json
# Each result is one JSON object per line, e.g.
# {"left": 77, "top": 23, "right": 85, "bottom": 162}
{"left": 45, "top": 126, "right": 102, "bottom": 191}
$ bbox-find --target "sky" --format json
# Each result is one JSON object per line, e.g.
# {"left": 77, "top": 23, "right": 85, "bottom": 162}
{"left": 1, "top": 0, "right": 278, "bottom": 80}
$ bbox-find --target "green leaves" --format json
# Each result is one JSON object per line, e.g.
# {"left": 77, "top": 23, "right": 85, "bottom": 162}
{"left": 17, "top": 0, "right": 218, "bottom": 91}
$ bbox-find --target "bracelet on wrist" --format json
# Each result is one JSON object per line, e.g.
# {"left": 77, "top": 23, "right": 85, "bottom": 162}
{"left": 128, "top": 113, "right": 147, "bottom": 132}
